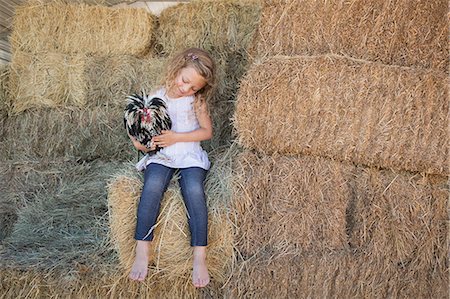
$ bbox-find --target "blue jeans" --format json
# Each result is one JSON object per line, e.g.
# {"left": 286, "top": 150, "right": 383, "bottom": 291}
{"left": 135, "top": 163, "right": 208, "bottom": 246}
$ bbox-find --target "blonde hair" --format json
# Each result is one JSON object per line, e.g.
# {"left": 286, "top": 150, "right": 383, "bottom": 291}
{"left": 162, "top": 48, "right": 216, "bottom": 111}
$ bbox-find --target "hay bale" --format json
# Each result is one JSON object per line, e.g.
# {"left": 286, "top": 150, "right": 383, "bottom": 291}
{"left": 9, "top": 51, "right": 165, "bottom": 113}
{"left": 234, "top": 55, "right": 449, "bottom": 175}
{"left": 9, "top": 51, "right": 88, "bottom": 113}
{"left": 85, "top": 55, "right": 166, "bottom": 109}
{"left": 10, "top": 0, "right": 156, "bottom": 56}
{"left": 252, "top": 0, "right": 448, "bottom": 72}
{"left": 229, "top": 250, "right": 448, "bottom": 298}
{"left": 156, "top": 1, "right": 261, "bottom": 57}
{"left": 233, "top": 150, "right": 351, "bottom": 256}
{"left": 0, "top": 65, "right": 11, "bottom": 118}
{"left": 0, "top": 161, "right": 123, "bottom": 272}
{"left": 0, "top": 107, "right": 134, "bottom": 162}
{"left": 107, "top": 146, "right": 236, "bottom": 294}
{"left": 349, "top": 168, "right": 448, "bottom": 270}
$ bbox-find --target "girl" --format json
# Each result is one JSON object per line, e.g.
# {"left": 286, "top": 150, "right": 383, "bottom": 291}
{"left": 128, "top": 48, "right": 216, "bottom": 288}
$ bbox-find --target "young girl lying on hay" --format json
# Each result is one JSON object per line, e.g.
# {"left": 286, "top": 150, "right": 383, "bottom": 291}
{"left": 125, "top": 48, "right": 216, "bottom": 288}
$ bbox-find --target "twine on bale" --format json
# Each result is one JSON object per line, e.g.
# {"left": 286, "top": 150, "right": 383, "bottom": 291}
{"left": 234, "top": 54, "right": 449, "bottom": 175}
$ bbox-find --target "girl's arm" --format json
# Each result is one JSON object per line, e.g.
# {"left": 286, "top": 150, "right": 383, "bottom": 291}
{"left": 153, "top": 101, "right": 213, "bottom": 147}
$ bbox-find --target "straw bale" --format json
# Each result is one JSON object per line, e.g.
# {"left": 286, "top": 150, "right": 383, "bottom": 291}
{"left": 349, "top": 168, "right": 448, "bottom": 269}
{"left": 233, "top": 150, "right": 351, "bottom": 256}
{"left": 0, "top": 65, "right": 11, "bottom": 118}
{"left": 0, "top": 107, "right": 134, "bottom": 162}
{"left": 9, "top": 51, "right": 88, "bottom": 113}
{"left": 229, "top": 250, "right": 448, "bottom": 298}
{"left": 234, "top": 55, "right": 449, "bottom": 175}
{"left": 252, "top": 0, "right": 448, "bottom": 72}
{"left": 107, "top": 147, "right": 236, "bottom": 292}
{"left": 156, "top": 1, "right": 261, "bottom": 56}
{"left": 9, "top": 52, "right": 165, "bottom": 113}
{"left": 0, "top": 160, "right": 74, "bottom": 241}
{"left": 85, "top": 55, "right": 166, "bottom": 108}
{"left": 0, "top": 161, "right": 123, "bottom": 272}
{"left": 11, "top": 0, "right": 156, "bottom": 56}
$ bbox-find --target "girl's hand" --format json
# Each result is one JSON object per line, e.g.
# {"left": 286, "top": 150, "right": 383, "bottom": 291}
{"left": 129, "top": 134, "right": 155, "bottom": 152}
{"left": 153, "top": 130, "right": 178, "bottom": 147}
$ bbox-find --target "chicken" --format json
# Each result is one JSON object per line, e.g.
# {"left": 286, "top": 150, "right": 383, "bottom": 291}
{"left": 124, "top": 90, "right": 172, "bottom": 155}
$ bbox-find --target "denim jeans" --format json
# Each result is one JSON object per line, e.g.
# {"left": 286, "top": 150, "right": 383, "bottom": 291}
{"left": 134, "top": 163, "right": 208, "bottom": 246}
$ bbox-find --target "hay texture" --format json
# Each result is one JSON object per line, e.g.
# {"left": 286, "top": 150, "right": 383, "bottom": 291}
{"left": 0, "top": 107, "right": 134, "bottom": 162}
{"left": 349, "top": 169, "right": 448, "bottom": 270}
{"left": 233, "top": 150, "right": 351, "bottom": 257}
{"left": 234, "top": 55, "right": 448, "bottom": 175}
{"left": 9, "top": 52, "right": 165, "bottom": 113}
{"left": 0, "top": 161, "right": 123, "bottom": 272}
{"left": 229, "top": 250, "right": 448, "bottom": 298}
{"left": 156, "top": 1, "right": 261, "bottom": 57}
{"left": 107, "top": 147, "right": 236, "bottom": 295}
{"left": 0, "top": 65, "right": 11, "bottom": 118}
{"left": 10, "top": 0, "right": 156, "bottom": 56}
{"left": 0, "top": 159, "right": 230, "bottom": 299}
{"left": 252, "top": 0, "right": 448, "bottom": 72}
{"left": 231, "top": 151, "right": 448, "bottom": 298}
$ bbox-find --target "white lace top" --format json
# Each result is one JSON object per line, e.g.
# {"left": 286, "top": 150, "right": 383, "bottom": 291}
{"left": 135, "top": 88, "right": 210, "bottom": 171}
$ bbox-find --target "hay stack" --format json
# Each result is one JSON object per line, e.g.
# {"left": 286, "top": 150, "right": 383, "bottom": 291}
{"left": 10, "top": 0, "right": 156, "bottom": 56}
{"left": 349, "top": 169, "right": 448, "bottom": 268}
{"left": 107, "top": 147, "right": 236, "bottom": 296}
{"left": 0, "top": 65, "right": 11, "bottom": 118}
{"left": 9, "top": 52, "right": 165, "bottom": 113}
{"left": 231, "top": 151, "right": 448, "bottom": 297}
{"left": 252, "top": 0, "right": 448, "bottom": 72}
{"left": 0, "top": 107, "right": 134, "bottom": 162}
{"left": 0, "top": 161, "right": 123, "bottom": 272}
{"left": 9, "top": 51, "right": 88, "bottom": 112}
{"left": 156, "top": 1, "right": 261, "bottom": 57}
{"left": 233, "top": 150, "right": 351, "bottom": 257}
{"left": 229, "top": 250, "right": 448, "bottom": 298}
{"left": 234, "top": 55, "right": 448, "bottom": 175}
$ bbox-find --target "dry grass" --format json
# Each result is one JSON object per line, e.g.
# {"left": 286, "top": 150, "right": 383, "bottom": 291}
{"left": 10, "top": 0, "right": 156, "bottom": 56}
{"left": 230, "top": 150, "right": 448, "bottom": 298}
{"left": 233, "top": 150, "right": 351, "bottom": 257}
{"left": 349, "top": 168, "right": 448, "bottom": 269}
{"left": 234, "top": 55, "right": 448, "bottom": 175}
{"left": 0, "top": 65, "right": 11, "bottom": 119}
{"left": 228, "top": 250, "right": 448, "bottom": 298}
{"left": 0, "top": 161, "right": 123, "bottom": 272}
{"left": 251, "top": 0, "right": 448, "bottom": 72}
{"left": 0, "top": 107, "right": 134, "bottom": 162}
{"left": 9, "top": 52, "right": 166, "bottom": 113}
{"left": 156, "top": 1, "right": 261, "bottom": 57}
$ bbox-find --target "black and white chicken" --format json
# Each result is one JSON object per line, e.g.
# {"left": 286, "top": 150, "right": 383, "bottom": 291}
{"left": 124, "top": 90, "right": 172, "bottom": 155}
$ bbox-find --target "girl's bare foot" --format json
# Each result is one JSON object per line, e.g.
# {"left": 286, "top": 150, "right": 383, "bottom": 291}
{"left": 129, "top": 240, "right": 150, "bottom": 281}
{"left": 192, "top": 246, "right": 210, "bottom": 288}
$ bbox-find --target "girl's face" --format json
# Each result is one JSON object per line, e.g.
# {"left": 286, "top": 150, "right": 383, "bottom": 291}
{"left": 168, "top": 66, "right": 206, "bottom": 98}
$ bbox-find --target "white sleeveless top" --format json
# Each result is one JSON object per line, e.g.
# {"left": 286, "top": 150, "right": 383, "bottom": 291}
{"left": 135, "top": 88, "right": 210, "bottom": 171}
